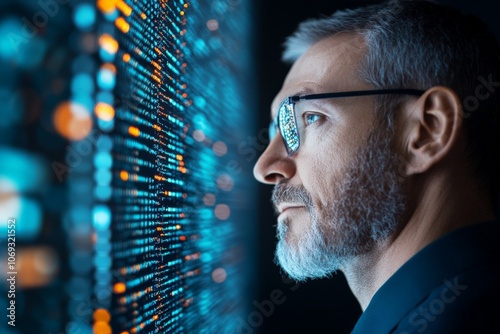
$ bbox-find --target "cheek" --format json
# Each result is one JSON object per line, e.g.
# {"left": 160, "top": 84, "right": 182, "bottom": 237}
{"left": 298, "top": 134, "right": 351, "bottom": 208}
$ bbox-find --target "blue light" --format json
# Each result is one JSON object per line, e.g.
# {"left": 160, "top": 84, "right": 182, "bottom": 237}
{"left": 97, "top": 67, "right": 116, "bottom": 90}
{"left": 73, "top": 4, "right": 96, "bottom": 30}
{"left": 94, "top": 169, "right": 112, "bottom": 185}
{"left": 0, "top": 148, "right": 48, "bottom": 193}
{"left": 94, "top": 152, "right": 113, "bottom": 169}
{"left": 95, "top": 185, "right": 112, "bottom": 201}
{"left": 0, "top": 17, "right": 24, "bottom": 60}
{"left": 0, "top": 16, "right": 47, "bottom": 69}
{"left": 96, "top": 91, "right": 114, "bottom": 105}
{"left": 71, "top": 73, "right": 94, "bottom": 95}
{"left": 92, "top": 205, "right": 111, "bottom": 231}
{"left": 3, "top": 197, "right": 43, "bottom": 241}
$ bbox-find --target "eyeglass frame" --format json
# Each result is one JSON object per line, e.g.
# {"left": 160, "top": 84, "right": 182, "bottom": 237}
{"left": 269, "top": 88, "right": 426, "bottom": 156}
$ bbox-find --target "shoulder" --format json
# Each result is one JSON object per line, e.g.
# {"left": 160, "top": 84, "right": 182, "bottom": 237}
{"left": 393, "top": 262, "right": 500, "bottom": 334}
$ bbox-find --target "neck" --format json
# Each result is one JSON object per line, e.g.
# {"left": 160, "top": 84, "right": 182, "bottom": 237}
{"left": 342, "top": 169, "right": 495, "bottom": 311}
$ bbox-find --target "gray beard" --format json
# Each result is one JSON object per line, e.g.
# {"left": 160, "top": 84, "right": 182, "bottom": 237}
{"left": 273, "top": 126, "right": 407, "bottom": 281}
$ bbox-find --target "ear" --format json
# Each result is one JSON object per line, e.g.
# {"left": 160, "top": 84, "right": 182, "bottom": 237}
{"left": 397, "top": 86, "right": 463, "bottom": 176}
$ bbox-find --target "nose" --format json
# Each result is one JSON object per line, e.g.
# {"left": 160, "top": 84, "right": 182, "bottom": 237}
{"left": 253, "top": 133, "right": 296, "bottom": 184}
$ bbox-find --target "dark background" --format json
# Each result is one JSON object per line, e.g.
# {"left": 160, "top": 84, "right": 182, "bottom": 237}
{"left": 252, "top": 1, "right": 500, "bottom": 333}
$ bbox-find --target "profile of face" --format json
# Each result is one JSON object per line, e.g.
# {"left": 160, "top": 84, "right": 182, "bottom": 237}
{"left": 253, "top": 34, "right": 409, "bottom": 281}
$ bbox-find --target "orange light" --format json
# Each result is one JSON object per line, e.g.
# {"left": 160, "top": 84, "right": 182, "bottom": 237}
{"left": 180, "top": 11, "right": 185, "bottom": 16}
{"left": 203, "top": 193, "right": 216, "bottom": 206}
{"left": 101, "top": 62, "right": 116, "bottom": 74}
{"left": 123, "top": 53, "right": 131, "bottom": 62}
{"left": 192, "top": 130, "right": 205, "bottom": 142}
{"left": 99, "top": 34, "right": 119, "bottom": 54}
{"left": 140, "top": 12, "right": 147, "bottom": 19}
{"left": 153, "top": 124, "right": 162, "bottom": 131}
{"left": 128, "top": 126, "right": 140, "bottom": 137}
{"left": 213, "top": 141, "right": 227, "bottom": 156}
{"left": 206, "top": 19, "right": 219, "bottom": 31}
{"left": 179, "top": 235, "right": 186, "bottom": 241}
{"left": 115, "top": 0, "right": 133, "bottom": 16}
{"left": 53, "top": 102, "right": 93, "bottom": 141}
{"left": 215, "top": 204, "right": 230, "bottom": 220}
{"left": 184, "top": 3, "right": 189, "bottom": 8}
{"left": 113, "top": 282, "right": 126, "bottom": 294}
{"left": 153, "top": 315, "right": 159, "bottom": 321}
{"left": 115, "top": 17, "right": 130, "bottom": 33}
{"left": 212, "top": 268, "right": 227, "bottom": 283}
{"left": 93, "top": 321, "right": 112, "bottom": 334}
{"left": 151, "top": 60, "right": 161, "bottom": 70}
{"left": 95, "top": 102, "right": 115, "bottom": 121}
{"left": 120, "top": 170, "right": 129, "bottom": 181}
{"left": 151, "top": 73, "right": 162, "bottom": 84}
{"left": 93, "top": 309, "right": 111, "bottom": 322}
{"left": 97, "top": 0, "right": 115, "bottom": 14}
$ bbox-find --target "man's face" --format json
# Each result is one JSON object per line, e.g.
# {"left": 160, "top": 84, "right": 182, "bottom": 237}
{"left": 253, "top": 34, "right": 408, "bottom": 280}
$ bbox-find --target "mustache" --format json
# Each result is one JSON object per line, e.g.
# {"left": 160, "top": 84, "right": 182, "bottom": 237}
{"left": 271, "top": 183, "right": 313, "bottom": 215}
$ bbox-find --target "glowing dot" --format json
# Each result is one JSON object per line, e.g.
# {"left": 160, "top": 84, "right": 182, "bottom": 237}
{"left": 99, "top": 34, "right": 119, "bottom": 54}
{"left": 123, "top": 53, "right": 131, "bottom": 62}
{"left": 215, "top": 204, "right": 230, "bottom": 220}
{"left": 53, "top": 101, "right": 93, "bottom": 141}
{"left": 184, "top": 3, "right": 189, "bottom": 8}
{"left": 206, "top": 19, "right": 219, "bottom": 31}
{"left": 203, "top": 193, "right": 215, "bottom": 206}
{"left": 115, "top": 0, "right": 133, "bottom": 16}
{"left": 97, "top": 0, "right": 115, "bottom": 14}
{"left": 128, "top": 126, "right": 140, "bottom": 137}
{"left": 74, "top": 3, "right": 96, "bottom": 30}
{"left": 176, "top": 154, "right": 183, "bottom": 161}
{"left": 180, "top": 11, "right": 185, "bottom": 16}
{"left": 113, "top": 282, "right": 126, "bottom": 294}
{"left": 212, "top": 268, "right": 227, "bottom": 283}
{"left": 153, "top": 315, "right": 159, "bottom": 320}
{"left": 217, "top": 174, "right": 234, "bottom": 191}
{"left": 120, "top": 170, "right": 129, "bottom": 181}
{"left": 115, "top": 17, "right": 130, "bottom": 33}
{"left": 212, "top": 141, "right": 227, "bottom": 156}
{"left": 179, "top": 235, "right": 186, "bottom": 241}
{"left": 176, "top": 224, "right": 182, "bottom": 230}
{"left": 193, "top": 130, "right": 205, "bottom": 142}
{"left": 93, "top": 321, "right": 112, "bottom": 334}
{"left": 95, "top": 102, "right": 115, "bottom": 121}
{"left": 93, "top": 309, "right": 111, "bottom": 322}
{"left": 140, "top": 12, "right": 147, "bottom": 20}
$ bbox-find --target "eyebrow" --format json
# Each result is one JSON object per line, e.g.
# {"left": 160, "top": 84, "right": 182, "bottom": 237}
{"left": 269, "top": 87, "right": 321, "bottom": 121}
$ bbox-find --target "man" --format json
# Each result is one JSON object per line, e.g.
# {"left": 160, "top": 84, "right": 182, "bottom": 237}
{"left": 253, "top": 0, "right": 500, "bottom": 333}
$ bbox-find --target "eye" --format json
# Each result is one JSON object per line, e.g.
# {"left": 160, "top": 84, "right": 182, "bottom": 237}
{"left": 304, "top": 113, "right": 322, "bottom": 125}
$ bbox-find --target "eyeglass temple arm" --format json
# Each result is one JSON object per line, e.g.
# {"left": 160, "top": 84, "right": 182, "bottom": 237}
{"left": 291, "top": 88, "right": 426, "bottom": 102}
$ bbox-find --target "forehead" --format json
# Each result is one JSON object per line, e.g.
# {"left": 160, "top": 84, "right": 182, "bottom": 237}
{"left": 271, "top": 33, "right": 369, "bottom": 115}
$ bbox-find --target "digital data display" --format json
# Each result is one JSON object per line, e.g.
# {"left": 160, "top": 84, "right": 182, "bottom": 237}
{"left": 0, "top": 0, "right": 256, "bottom": 333}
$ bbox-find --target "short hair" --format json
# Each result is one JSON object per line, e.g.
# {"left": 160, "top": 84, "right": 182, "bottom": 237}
{"left": 283, "top": 0, "right": 500, "bottom": 210}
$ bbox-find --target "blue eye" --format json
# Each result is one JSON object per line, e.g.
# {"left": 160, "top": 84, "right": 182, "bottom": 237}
{"left": 305, "top": 113, "right": 321, "bottom": 125}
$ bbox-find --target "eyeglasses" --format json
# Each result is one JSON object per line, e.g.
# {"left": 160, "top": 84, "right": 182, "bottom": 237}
{"left": 269, "top": 88, "right": 426, "bottom": 156}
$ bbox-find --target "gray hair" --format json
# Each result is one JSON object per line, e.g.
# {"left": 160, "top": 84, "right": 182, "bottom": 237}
{"left": 283, "top": 0, "right": 500, "bottom": 208}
